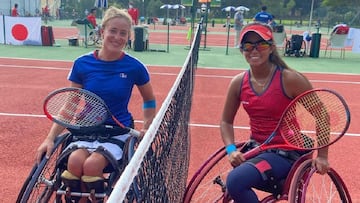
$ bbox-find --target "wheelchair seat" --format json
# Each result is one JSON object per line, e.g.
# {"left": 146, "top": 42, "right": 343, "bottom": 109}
{"left": 16, "top": 132, "right": 140, "bottom": 203}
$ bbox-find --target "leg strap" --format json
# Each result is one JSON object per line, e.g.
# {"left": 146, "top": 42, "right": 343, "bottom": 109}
{"left": 248, "top": 157, "right": 283, "bottom": 199}
{"left": 82, "top": 176, "right": 105, "bottom": 194}
{"left": 82, "top": 176, "right": 105, "bottom": 202}
{"left": 248, "top": 157, "right": 272, "bottom": 181}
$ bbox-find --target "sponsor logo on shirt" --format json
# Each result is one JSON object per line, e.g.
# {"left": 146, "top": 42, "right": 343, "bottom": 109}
{"left": 119, "top": 73, "right": 127, "bottom": 78}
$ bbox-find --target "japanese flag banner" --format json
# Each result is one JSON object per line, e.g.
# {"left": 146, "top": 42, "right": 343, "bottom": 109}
{"left": 4, "top": 16, "right": 42, "bottom": 45}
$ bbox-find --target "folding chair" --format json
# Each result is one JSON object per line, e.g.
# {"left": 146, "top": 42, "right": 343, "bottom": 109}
{"left": 324, "top": 33, "right": 348, "bottom": 59}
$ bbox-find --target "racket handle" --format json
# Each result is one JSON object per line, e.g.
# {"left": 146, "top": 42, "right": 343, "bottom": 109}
{"left": 128, "top": 128, "right": 141, "bottom": 137}
{"left": 243, "top": 147, "right": 262, "bottom": 160}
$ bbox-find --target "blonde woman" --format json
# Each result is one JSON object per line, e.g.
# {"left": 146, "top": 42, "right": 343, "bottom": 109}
{"left": 36, "top": 6, "right": 156, "bottom": 202}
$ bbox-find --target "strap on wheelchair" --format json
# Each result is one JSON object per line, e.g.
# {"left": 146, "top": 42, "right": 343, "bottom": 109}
{"left": 248, "top": 157, "right": 286, "bottom": 199}
{"left": 243, "top": 139, "right": 308, "bottom": 162}
{"left": 69, "top": 125, "right": 129, "bottom": 149}
{"left": 95, "top": 146, "right": 121, "bottom": 174}
{"left": 56, "top": 145, "right": 78, "bottom": 167}
{"left": 55, "top": 140, "right": 124, "bottom": 172}
{"left": 248, "top": 157, "right": 283, "bottom": 198}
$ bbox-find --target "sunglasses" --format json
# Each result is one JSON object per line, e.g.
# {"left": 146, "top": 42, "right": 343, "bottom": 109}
{"left": 241, "top": 40, "right": 272, "bottom": 52}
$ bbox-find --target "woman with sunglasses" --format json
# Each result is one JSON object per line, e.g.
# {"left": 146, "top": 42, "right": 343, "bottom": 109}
{"left": 220, "top": 22, "right": 330, "bottom": 202}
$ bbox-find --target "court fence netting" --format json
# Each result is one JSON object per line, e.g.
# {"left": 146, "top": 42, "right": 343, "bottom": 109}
{"left": 107, "top": 19, "right": 204, "bottom": 202}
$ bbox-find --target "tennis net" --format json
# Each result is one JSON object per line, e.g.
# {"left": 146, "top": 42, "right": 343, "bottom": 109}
{"left": 107, "top": 20, "right": 203, "bottom": 202}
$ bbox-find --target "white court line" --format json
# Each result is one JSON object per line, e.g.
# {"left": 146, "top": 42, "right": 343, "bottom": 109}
{"left": 1, "top": 64, "right": 359, "bottom": 85}
{"left": 1, "top": 112, "right": 359, "bottom": 137}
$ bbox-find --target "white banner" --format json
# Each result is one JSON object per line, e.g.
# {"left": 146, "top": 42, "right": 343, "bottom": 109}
{"left": 349, "top": 28, "right": 360, "bottom": 53}
{"left": 4, "top": 16, "right": 42, "bottom": 45}
{"left": 0, "top": 16, "right": 4, "bottom": 44}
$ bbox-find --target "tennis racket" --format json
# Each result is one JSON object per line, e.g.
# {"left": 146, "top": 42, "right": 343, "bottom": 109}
{"left": 43, "top": 87, "right": 140, "bottom": 137}
{"left": 244, "top": 88, "right": 350, "bottom": 159}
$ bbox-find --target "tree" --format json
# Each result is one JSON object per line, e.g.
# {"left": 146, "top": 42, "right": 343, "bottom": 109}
{"left": 323, "top": 0, "right": 360, "bottom": 26}
{"left": 262, "top": 0, "right": 296, "bottom": 20}
{"left": 323, "top": 0, "right": 360, "bottom": 7}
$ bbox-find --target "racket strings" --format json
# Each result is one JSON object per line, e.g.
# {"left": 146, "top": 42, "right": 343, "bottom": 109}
{"left": 47, "top": 90, "right": 108, "bottom": 127}
{"left": 281, "top": 91, "right": 348, "bottom": 149}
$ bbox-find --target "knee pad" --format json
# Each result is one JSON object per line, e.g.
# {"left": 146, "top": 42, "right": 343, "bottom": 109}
{"left": 81, "top": 176, "right": 105, "bottom": 193}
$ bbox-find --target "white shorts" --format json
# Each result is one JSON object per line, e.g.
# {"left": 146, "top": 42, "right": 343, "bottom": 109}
{"left": 65, "top": 134, "right": 130, "bottom": 160}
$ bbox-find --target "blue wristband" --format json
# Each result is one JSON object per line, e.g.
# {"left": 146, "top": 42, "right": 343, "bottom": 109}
{"left": 225, "top": 144, "right": 237, "bottom": 155}
{"left": 143, "top": 100, "right": 156, "bottom": 109}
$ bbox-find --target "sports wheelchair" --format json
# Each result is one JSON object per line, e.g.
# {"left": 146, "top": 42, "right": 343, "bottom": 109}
{"left": 183, "top": 142, "right": 352, "bottom": 203}
{"left": 284, "top": 34, "right": 307, "bottom": 57}
{"left": 16, "top": 129, "right": 141, "bottom": 203}
{"left": 72, "top": 19, "right": 102, "bottom": 47}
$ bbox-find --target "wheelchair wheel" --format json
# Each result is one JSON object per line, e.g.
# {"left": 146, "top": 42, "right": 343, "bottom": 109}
{"left": 183, "top": 143, "right": 230, "bottom": 203}
{"left": 284, "top": 40, "right": 291, "bottom": 56}
{"left": 123, "top": 136, "right": 145, "bottom": 202}
{"left": 288, "top": 159, "right": 352, "bottom": 203}
{"left": 105, "top": 135, "right": 141, "bottom": 202}
{"left": 16, "top": 133, "right": 71, "bottom": 203}
{"left": 86, "top": 30, "right": 96, "bottom": 46}
{"left": 299, "top": 40, "right": 307, "bottom": 57}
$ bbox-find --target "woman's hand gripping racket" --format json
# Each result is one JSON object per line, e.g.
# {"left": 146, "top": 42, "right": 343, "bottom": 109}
{"left": 244, "top": 88, "right": 351, "bottom": 160}
{"left": 43, "top": 87, "right": 140, "bottom": 137}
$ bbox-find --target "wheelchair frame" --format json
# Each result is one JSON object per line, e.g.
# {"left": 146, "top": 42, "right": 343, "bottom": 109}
{"left": 183, "top": 142, "right": 352, "bottom": 203}
{"left": 16, "top": 132, "right": 140, "bottom": 203}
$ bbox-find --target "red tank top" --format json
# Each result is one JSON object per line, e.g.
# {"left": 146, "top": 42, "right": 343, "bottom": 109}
{"left": 240, "top": 67, "right": 292, "bottom": 144}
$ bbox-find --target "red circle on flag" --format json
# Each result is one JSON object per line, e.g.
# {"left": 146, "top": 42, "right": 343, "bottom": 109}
{"left": 11, "top": 24, "right": 28, "bottom": 41}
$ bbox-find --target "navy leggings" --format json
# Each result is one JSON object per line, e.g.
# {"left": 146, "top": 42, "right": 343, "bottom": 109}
{"left": 226, "top": 152, "right": 293, "bottom": 203}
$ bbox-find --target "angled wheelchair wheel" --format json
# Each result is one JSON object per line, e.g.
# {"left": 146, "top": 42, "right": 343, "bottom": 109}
{"left": 16, "top": 133, "right": 71, "bottom": 203}
{"left": 183, "top": 143, "right": 230, "bottom": 203}
{"left": 86, "top": 30, "right": 96, "bottom": 46}
{"left": 299, "top": 40, "right": 307, "bottom": 57}
{"left": 123, "top": 135, "right": 145, "bottom": 202}
{"left": 288, "top": 159, "right": 352, "bottom": 203}
{"left": 104, "top": 135, "right": 141, "bottom": 202}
